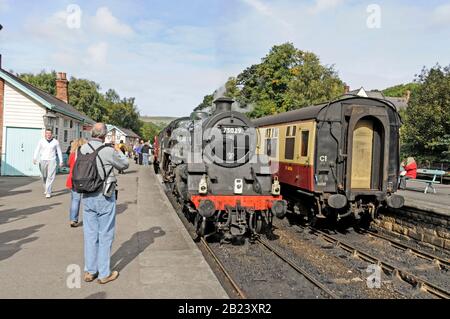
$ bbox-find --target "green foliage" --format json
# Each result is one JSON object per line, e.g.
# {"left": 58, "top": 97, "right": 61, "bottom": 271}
{"left": 105, "top": 96, "right": 143, "bottom": 134}
{"left": 140, "top": 121, "right": 164, "bottom": 142}
{"left": 382, "top": 83, "right": 419, "bottom": 98}
{"left": 401, "top": 65, "right": 450, "bottom": 163}
{"left": 19, "top": 71, "right": 57, "bottom": 95}
{"left": 194, "top": 94, "right": 214, "bottom": 111}
{"left": 196, "top": 43, "right": 344, "bottom": 118}
{"left": 68, "top": 78, "right": 106, "bottom": 122}
{"left": 18, "top": 71, "right": 142, "bottom": 135}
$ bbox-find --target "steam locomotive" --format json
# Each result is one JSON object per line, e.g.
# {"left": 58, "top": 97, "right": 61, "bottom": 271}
{"left": 154, "top": 97, "right": 287, "bottom": 240}
{"left": 253, "top": 95, "right": 405, "bottom": 226}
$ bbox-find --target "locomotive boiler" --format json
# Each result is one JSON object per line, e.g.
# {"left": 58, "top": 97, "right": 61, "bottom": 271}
{"left": 154, "top": 97, "right": 287, "bottom": 240}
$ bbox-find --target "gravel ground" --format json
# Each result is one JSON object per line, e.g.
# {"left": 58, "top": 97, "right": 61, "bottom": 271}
{"left": 323, "top": 227, "right": 450, "bottom": 294}
{"left": 208, "top": 240, "right": 331, "bottom": 299}
{"left": 163, "top": 183, "right": 446, "bottom": 299}
{"left": 273, "top": 216, "right": 447, "bottom": 299}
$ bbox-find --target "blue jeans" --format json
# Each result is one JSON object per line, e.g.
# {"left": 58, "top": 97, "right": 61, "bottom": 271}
{"left": 83, "top": 191, "right": 116, "bottom": 279}
{"left": 70, "top": 190, "right": 82, "bottom": 222}
{"left": 142, "top": 153, "right": 149, "bottom": 166}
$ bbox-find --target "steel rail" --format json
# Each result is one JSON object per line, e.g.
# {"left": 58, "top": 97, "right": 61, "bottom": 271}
{"left": 256, "top": 237, "right": 339, "bottom": 299}
{"left": 364, "top": 230, "right": 449, "bottom": 269}
{"left": 200, "top": 238, "right": 248, "bottom": 299}
{"left": 306, "top": 227, "right": 450, "bottom": 299}
{"left": 161, "top": 180, "right": 247, "bottom": 299}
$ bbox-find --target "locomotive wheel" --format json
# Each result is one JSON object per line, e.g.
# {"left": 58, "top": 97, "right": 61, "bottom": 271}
{"left": 255, "top": 215, "right": 264, "bottom": 234}
{"left": 250, "top": 213, "right": 265, "bottom": 234}
{"left": 195, "top": 215, "right": 208, "bottom": 237}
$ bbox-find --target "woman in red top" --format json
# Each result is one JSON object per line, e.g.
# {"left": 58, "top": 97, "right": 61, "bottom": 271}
{"left": 66, "top": 138, "right": 87, "bottom": 227}
{"left": 399, "top": 157, "right": 417, "bottom": 189}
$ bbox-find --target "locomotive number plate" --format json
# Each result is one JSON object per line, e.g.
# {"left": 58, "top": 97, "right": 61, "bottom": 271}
{"left": 222, "top": 127, "right": 244, "bottom": 134}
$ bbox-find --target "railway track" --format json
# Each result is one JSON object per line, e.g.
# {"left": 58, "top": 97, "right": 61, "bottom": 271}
{"left": 364, "top": 229, "right": 449, "bottom": 270}
{"left": 301, "top": 225, "right": 450, "bottom": 299}
{"left": 161, "top": 180, "right": 247, "bottom": 299}
{"left": 160, "top": 176, "right": 338, "bottom": 299}
{"left": 255, "top": 236, "right": 338, "bottom": 299}
{"left": 199, "top": 237, "right": 248, "bottom": 299}
{"left": 159, "top": 174, "right": 449, "bottom": 299}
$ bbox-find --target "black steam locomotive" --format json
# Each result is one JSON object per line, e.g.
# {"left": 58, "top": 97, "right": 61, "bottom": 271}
{"left": 154, "top": 97, "right": 287, "bottom": 240}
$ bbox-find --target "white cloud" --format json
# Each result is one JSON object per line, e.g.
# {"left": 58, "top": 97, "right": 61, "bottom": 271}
{"left": 92, "top": 7, "right": 134, "bottom": 37}
{"left": 309, "top": 0, "right": 345, "bottom": 14}
{"left": 433, "top": 4, "right": 450, "bottom": 25}
{"left": 241, "top": 0, "right": 272, "bottom": 16}
{"left": 86, "top": 42, "right": 109, "bottom": 65}
{"left": 240, "top": 0, "right": 292, "bottom": 29}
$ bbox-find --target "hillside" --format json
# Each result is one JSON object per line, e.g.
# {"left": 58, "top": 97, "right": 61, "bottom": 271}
{"left": 141, "top": 116, "right": 178, "bottom": 126}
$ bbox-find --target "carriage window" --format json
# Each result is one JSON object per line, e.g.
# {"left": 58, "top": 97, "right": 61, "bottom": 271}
{"left": 272, "top": 128, "right": 278, "bottom": 138}
{"left": 301, "top": 131, "right": 309, "bottom": 157}
{"left": 285, "top": 137, "right": 295, "bottom": 160}
{"left": 265, "top": 128, "right": 278, "bottom": 158}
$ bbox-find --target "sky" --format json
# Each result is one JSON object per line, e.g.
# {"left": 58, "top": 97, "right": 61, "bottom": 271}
{"left": 0, "top": 0, "right": 450, "bottom": 117}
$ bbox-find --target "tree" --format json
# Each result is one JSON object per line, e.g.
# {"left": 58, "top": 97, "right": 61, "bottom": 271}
{"left": 105, "top": 97, "right": 143, "bottom": 134}
{"left": 68, "top": 77, "right": 106, "bottom": 122}
{"left": 401, "top": 65, "right": 450, "bottom": 163}
{"left": 383, "top": 83, "right": 419, "bottom": 98}
{"left": 18, "top": 71, "right": 143, "bottom": 133}
{"left": 236, "top": 43, "right": 344, "bottom": 118}
{"left": 19, "top": 71, "right": 57, "bottom": 95}
{"left": 194, "top": 94, "right": 214, "bottom": 111}
{"left": 140, "top": 122, "right": 164, "bottom": 142}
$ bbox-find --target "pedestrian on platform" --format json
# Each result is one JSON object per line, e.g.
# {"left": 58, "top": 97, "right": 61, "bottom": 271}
{"left": 141, "top": 141, "right": 151, "bottom": 166}
{"left": 138, "top": 139, "right": 144, "bottom": 165}
{"left": 118, "top": 140, "right": 127, "bottom": 174}
{"left": 33, "top": 128, "right": 64, "bottom": 198}
{"left": 66, "top": 138, "right": 87, "bottom": 227}
{"left": 399, "top": 157, "right": 417, "bottom": 189}
{"left": 79, "top": 123, "right": 129, "bottom": 284}
{"left": 133, "top": 143, "right": 140, "bottom": 164}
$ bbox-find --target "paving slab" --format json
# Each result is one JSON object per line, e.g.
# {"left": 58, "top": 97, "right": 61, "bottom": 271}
{"left": 397, "top": 181, "right": 450, "bottom": 216}
{"left": 0, "top": 163, "right": 228, "bottom": 299}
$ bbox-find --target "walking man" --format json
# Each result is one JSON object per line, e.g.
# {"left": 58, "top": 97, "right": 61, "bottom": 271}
{"left": 33, "top": 128, "right": 63, "bottom": 198}
{"left": 79, "top": 123, "right": 129, "bottom": 284}
{"left": 141, "top": 141, "right": 151, "bottom": 167}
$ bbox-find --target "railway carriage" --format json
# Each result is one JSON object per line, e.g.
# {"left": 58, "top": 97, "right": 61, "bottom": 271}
{"left": 253, "top": 96, "right": 405, "bottom": 224}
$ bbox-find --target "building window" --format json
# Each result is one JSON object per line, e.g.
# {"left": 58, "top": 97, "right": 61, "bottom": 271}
{"left": 64, "top": 130, "right": 68, "bottom": 143}
{"left": 55, "top": 127, "right": 59, "bottom": 138}
{"left": 79, "top": 131, "right": 82, "bottom": 138}
{"left": 301, "top": 131, "right": 310, "bottom": 157}
{"left": 70, "top": 120, "right": 73, "bottom": 128}
{"left": 64, "top": 119, "right": 69, "bottom": 128}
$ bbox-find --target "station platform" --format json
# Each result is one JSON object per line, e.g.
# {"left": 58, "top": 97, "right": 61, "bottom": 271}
{"left": 0, "top": 163, "right": 228, "bottom": 299}
{"left": 397, "top": 180, "right": 450, "bottom": 216}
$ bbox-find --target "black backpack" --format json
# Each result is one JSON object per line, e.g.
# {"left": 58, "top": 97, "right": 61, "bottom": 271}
{"left": 72, "top": 144, "right": 109, "bottom": 194}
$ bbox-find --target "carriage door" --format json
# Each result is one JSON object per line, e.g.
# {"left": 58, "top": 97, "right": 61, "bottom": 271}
{"left": 351, "top": 119, "right": 374, "bottom": 189}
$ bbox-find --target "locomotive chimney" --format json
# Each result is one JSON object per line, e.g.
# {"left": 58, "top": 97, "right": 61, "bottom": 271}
{"left": 213, "top": 97, "right": 234, "bottom": 114}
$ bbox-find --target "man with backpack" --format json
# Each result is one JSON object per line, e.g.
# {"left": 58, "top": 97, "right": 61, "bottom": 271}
{"left": 72, "top": 123, "right": 129, "bottom": 285}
